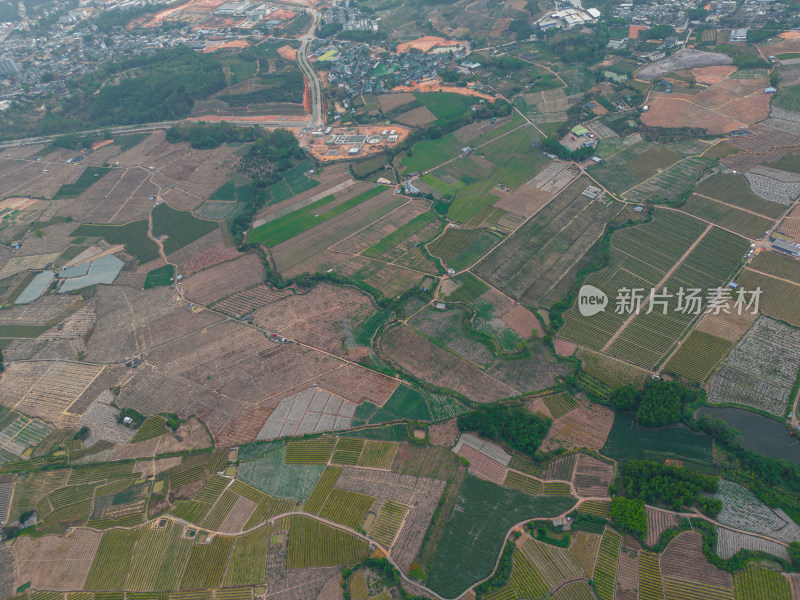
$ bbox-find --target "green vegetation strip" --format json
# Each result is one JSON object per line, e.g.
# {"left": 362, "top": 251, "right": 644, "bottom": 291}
{"left": 249, "top": 185, "right": 387, "bottom": 246}
{"left": 362, "top": 212, "right": 435, "bottom": 258}
{"left": 54, "top": 167, "right": 111, "bottom": 200}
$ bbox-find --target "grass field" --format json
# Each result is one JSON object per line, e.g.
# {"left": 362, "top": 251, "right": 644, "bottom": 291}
{"left": 682, "top": 194, "right": 774, "bottom": 239}
{"left": 54, "top": 167, "right": 111, "bottom": 200}
{"left": 601, "top": 413, "right": 714, "bottom": 469}
{"left": 429, "top": 228, "right": 482, "bottom": 265}
{"left": 115, "top": 134, "right": 148, "bottom": 152}
{"left": 663, "top": 329, "right": 733, "bottom": 383}
{"left": 210, "top": 180, "right": 236, "bottom": 201}
{"left": 151, "top": 203, "right": 218, "bottom": 255}
{"left": 382, "top": 385, "right": 432, "bottom": 421}
{"left": 449, "top": 232, "right": 501, "bottom": 271}
{"left": 249, "top": 186, "right": 387, "bottom": 246}
{"left": 696, "top": 174, "right": 787, "bottom": 218}
{"left": 287, "top": 515, "right": 369, "bottom": 568}
{"left": 362, "top": 212, "right": 436, "bottom": 259}
{"left": 143, "top": 265, "right": 175, "bottom": 289}
{"left": 425, "top": 474, "right": 576, "bottom": 598}
{"left": 416, "top": 92, "right": 476, "bottom": 127}
{"left": 238, "top": 447, "right": 324, "bottom": 501}
{"left": 402, "top": 133, "right": 465, "bottom": 174}
{"left": 442, "top": 272, "right": 489, "bottom": 304}
{"left": 71, "top": 220, "right": 160, "bottom": 263}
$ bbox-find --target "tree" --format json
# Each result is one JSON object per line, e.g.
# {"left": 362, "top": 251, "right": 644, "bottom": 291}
{"left": 697, "top": 497, "right": 722, "bottom": 518}
{"left": 458, "top": 403, "right": 552, "bottom": 456}
{"left": 610, "top": 497, "right": 647, "bottom": 538}
{"left": 790, "top": 541, "right": 800, "bottom": 569}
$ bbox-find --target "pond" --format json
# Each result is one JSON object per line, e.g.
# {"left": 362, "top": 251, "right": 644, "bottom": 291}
{"left": 695, "top": 406, "right": 800, "bottom": 463}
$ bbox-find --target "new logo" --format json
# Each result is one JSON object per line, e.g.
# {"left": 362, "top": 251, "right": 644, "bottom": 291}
{"left": 578, "top": 285, "right": 608, "bottom": 317}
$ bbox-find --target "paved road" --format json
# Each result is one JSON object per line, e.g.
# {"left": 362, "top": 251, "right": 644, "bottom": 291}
{"left": 295, "top": 6, "right": 323, "bottom": 128}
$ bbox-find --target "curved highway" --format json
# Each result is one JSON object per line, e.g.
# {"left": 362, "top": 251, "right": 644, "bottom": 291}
{"left": 295, "top": 6, "right": 324, "bottom": 128}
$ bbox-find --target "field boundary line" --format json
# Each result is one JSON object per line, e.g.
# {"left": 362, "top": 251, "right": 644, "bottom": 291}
{"left": 63, "top": 365, "right": 106, "bottom": 416}
{"left": 12, "top": 361, "right": 57, "bottom": 412}
{"left": 691, "top": 192, "right": 781, "bottom": 219}
{"left": 741, "top": 266, "right": 800, "bottom": 288}
{"left": 602, "top": 223, "right": 712, "bottom": 352}
{"left": 621, "top": 155, "right": 696, "bottom": 197}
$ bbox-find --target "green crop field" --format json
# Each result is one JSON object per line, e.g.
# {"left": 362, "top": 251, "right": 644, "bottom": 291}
{"left": 303, "top": 466, "right": 341, "bottom": 514}
{"left": 221, "top": 526, "right": 269, "bottom": 587}
{"left": 69, "top": 462, "right": 135, "bottom": 484}
{"left": 126, "top": 521, "right": 190, "bottom": 591}
{"left": 331, "top": 438, "right": 365, "bottom": 466}
{"left": 588, "top": 142, "right": 657, "bottom": 194}
{"left": 282, "top": 160, "right": 320, "bottom": 195}
{"left": 774, "top": 84, "right": 800, "bottom": 112}
{"left": 131, "top": 416, "right": 169, "bottom": 443}
{"left": 663, "top": 330, "right": 733, "bottom": 383}
{"left": 543, "top": 393, "right": 578, "bottom": 419}
{"left": 696, "top": 174, "right": 786, "bottom": 218}
{"left": 202, "top": 489, "right": 238, "bottom": 530}
{"left": 638, "top": 551, "right": 664, "bottom": 600}
{"left": 362, "top": 212, "right": 436, "bottom": 259}
{"left": 442, "top": 272, "right": 489, "bottom": 304}
{"left": 357, "top": 441, "right": 398, "bottom": 469}
{"left": 369, "top": 500, "right": 408, "bottom": 548}
{"left": 429, "top": 228, "right": 482, "bottom": 265}
{"left": 114, "top": 133, "right": 147, "bottom": 152}
{"left": 238, "top": 447, "right": 325, "bottom": 501}
{"left": 85, "top": 528, "right": 140, "bottom": 590}
{"left": 504, "top": 471, "right": 544, "bottom": 496}
{"left": 287, "top": 515, "right": 369, "bottom": 568}
{"left": 416, "top": 92, "right": 475, "bottom": 126}
{"left": 401, "top": 133, "right": 464, "bottom": 174}
{"left": 151, "top": 203, "right": 218, "bottom": 254}
{"left": 578, "top": 500, "right": 611, "bottom": 518}
{"left": 601, "top": 413, "right": 714, "bottom": 469}
{"left": 420, "top": 172, "right": 465, "bottom": 197}
{"left": 426, "top": 474, "right": 576, "bottom": 598}
{"left": 768, "top": 153, "right": 800, "bottom": 174}
{"left": 244, "top": 495, "right": 295, "bottom": 529}
{"left": 284, "top": 438, "right": 335, "bottom": 465}
{"left": 662, "top": 577, "right": 735, "bottom": 600}
{"left": 449, "top": 231, "right": 501, "bottom": 271}
{"left": 71, "top": 221, "right": 159, "bottom": 264}
{"left": 733, "top": 563, "right": 791, "bottom": 600}
{"left": 318, "top": 488, "right": 374, "bottom": 529}
{"left": 593, "top": 529, "right": 621, "bottom": 600}
{"left": 736, "top": 269, "right": 800, "bottom": 327}
{"left": 54, "top": 166, "right": 111, "bottom": 200}
{"left": 210, "top": 180, "right": 236, "bottom": 201}
{"left": 382, "top": 385, "right": 432, "bottom": 421}
{"left": 749, "top": 250, "right": 800, "bottom": 284}
{"left": 682, "top": 195, "right": 774, "bottom": 239}
{"left": 143, "top": 265, "right": 175, "bottom": 289}
{"left": 179, "top": 535, "right": 234, "bottom": 590}
{"left": 248, "top": 186, "right": 386, "bottom": 246}
{"left": 625, "top": 156, "right": 713, "bottom": 204}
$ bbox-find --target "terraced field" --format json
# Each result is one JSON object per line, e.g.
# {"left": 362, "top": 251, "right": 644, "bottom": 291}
{"left": 593, "top": 529, "right": 621, "bottom": 600}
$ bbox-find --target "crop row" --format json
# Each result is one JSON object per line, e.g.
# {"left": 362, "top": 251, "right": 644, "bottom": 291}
{"left": 179, "top": 536, "right": 234, "bottom": 590}
{"left": 357, "top": 441, "right": 398, "bottom": 469}
{"left": 593, "top": 529, "right": 621, "bottom": 600}
{"left": 287, "top": 515, "right": 369, "bottom": 568}
{"left": 221, "top": 527, "right": 269, "bottom": 587}
{"left": 663, "top": 576, "right": 733, "bottom": 600}
{"left": 368, "top": 500, "right": 408, "bottom": 548}
{"left": 303, "top": 467, "right": 341, "bottom": 514}
{"left": 331, "top": 438, "right": 365, "bottom": 466}
{"left": 504, "top": 471, "right": 544, "bottom": 496}
{"left": 638, "top": 551, "right": 664, "bottom": 600}
{"left": 318, "top": 488, "right": 374, "bottom": 529}
{"left": 733, "top": 563, "right": 792, "bottom": 600}
{"left": 202, "top": 490, "right": 238, "bottom": 531}
{"left": 284, "top": 438, "right": 336, "bottom": 465}
{"left": 543, "top": 393, "right": 578, "bottom": 419}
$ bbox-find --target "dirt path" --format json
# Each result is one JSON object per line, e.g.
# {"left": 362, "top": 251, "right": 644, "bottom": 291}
{"left": 602, "top": 224, "right": 712, "bottom": 352}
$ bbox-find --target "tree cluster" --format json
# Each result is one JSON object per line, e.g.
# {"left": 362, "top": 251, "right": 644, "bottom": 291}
{"left": 218, "top": 70, "right": 304, "bottom": 106}
{"left": 166, "top": 122, "right": 260, "bottom": 149}
{"left": 621, "top": 460, "right": 718, "bottom": 511}
{"left": 610, "top": 380, "right": 702, "bottom": 428}
{"left": 457, "top": 403, "right": 552, "bottom": 456}
{"left": 610, "top": 496, "right": 647, "bottom": 538}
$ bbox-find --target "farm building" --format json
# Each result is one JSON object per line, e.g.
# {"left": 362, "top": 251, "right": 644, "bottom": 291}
{"left": 773, "top": 239, "right": 800, "bottom": 257}
{"left": 571, "top": 125, "right": 590, "bottom": 136}
{"left": 59, "top": 255, "right": 125, "bottom": 293}
{"left": 15, "top": 271, "right": 55, "bottom": 304}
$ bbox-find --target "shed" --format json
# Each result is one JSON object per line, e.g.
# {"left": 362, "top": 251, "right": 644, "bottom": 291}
{"left": 15, "top": 271, "right": 55, "bottom": 304}
{"left": 571, "top": 125, "right": 589, "bottom": 136}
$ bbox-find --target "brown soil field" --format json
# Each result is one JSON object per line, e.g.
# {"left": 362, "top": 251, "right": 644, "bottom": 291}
{"left": 660, "top": 531, "right": 733, "bottom": 589}
{"left": 252, "top": 283, "right": 379, "bottom": 358}
{"left": 457, "top": 443, "right": 508, "bottom": 485}
{"left": 182, "top": 252, "right": 264, "bottom": 305}
{"left": 392, "top": 82, "right": 496, "bottom": 102}
{"left": 85, "top": 285, "right": 225, "bottom": 363}
{"left": 479, "top": 287, "right": 544, "bottom": 338}
{"left": 212, "top": 284, "right": 292, "bottom": 316}
{"left": 540, "top": 399, "right": 614, "bottom": 452}
{"left": 254, "top": 169, "right": 357, "bottom": 224}
{"left": 553, "top": 338, "right": 577, "bottom": 357}
{"left": 14, "top": 528, "right": 102, "bottom": 590}
{"left": 396, "top": 106, "right": 437, "bottom": 126}
{"left": 694, "top": 299, "right": 758, "bottom": 342}
{"left": 692, "top": 65, "right": 738, "bottom": 85}
{"left": 114, "top": 417, "right": 212, "bottom": 460}
{"left": 330, "top": 198, "right": 432, "bottom": 256}
{"left": 167, "top": 229, "right": 241, "bottom": 275}
{"left": 219, "top": 494, "right": 259, "bottom": 533}
{"left": 380, "top": 325, "right": 517, "bottom": 402}
{"left": 636, "top": 49, "right": 733, "bottom": 81}
{"left": 270, "top": 191, "right": 407, "bottom": 272}
{"left": 14, "top": 222, "right": 73, "bottom": 257}
{"left": 491, "top": 185, "right": 554, "bottom": 218}
{"left": 428, "top": 418, "right": 459, "bottom": 446}
{"left": 645, "top": 507, "right": 680, "bottom": 546}
{"left": 642, "top": 77, "right": 771, "bottom": 134}
{"left": 378, "top": 93, "right": 418, "bottom": 113}
{"left": 572, "top": 454, "right": 613, "bottom": 497}
{"left": 133, "top": 455, "right": 182, "bottom": 477}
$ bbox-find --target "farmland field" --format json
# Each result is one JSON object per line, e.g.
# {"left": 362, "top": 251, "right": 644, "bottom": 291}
{"left": 238, "top": 447, "right": 324, "bottom": 501}
{"left": 682, "top": 194, "right": 774, "bottom": 238}
{"left": 588, "top": 142, "right": 680, "bottom": 195}
{"left": 318, "top": 488, "right": 374, "bottom": 529}
{"left": 638, "top": 551, "right": 664, "bottom": 600}
{"left": 286, "top": 515, "right": 369, "bottom": 568}
{"left": 624, "top": 156, "right": 713, "bottom": 204}
{"left": 696, "top": 174, "right": 787, "bottom": 218}
{"left": 425, "top": 474, "right": 576, "bottom": 598}
{"left": 151, "top": 204, "right": 218, "bottom": 254}
{"left": 736, "top": 269, "right": 800, "bottom": 327}
{"left": 54, "top": 167, "right": 111, "bottom": 200}
{"left": 369, "top": 499, "right": 408, "bottom": 548}
{"left": 663, "top": 329, "right": 733, "bottom": 383}
{"left": 474, "top": 177, "right": 624, "bottom": 307}
{"left": 601, "top": 413, "right": 714, "bottom": 469}
{"left": 71, "top": 221, "right": 159, "bottom": 264}
{"left": 593, "top": 529, "right": 621, "bottom": 600}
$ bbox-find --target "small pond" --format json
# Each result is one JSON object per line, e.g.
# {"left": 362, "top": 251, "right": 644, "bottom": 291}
{"left": 695, "top": 406, "right": 800, "bottom": 463}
